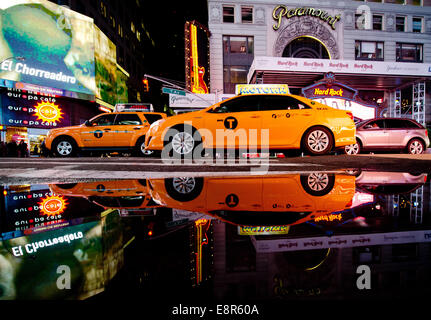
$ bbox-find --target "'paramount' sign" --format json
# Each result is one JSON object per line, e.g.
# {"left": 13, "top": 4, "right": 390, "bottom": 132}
{"left": 273, "top": 5, "right": 341, "bottom": 30}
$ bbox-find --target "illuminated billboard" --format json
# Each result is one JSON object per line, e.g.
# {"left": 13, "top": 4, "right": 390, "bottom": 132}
{"left": 0, "top": 0, "right": 96, "bottom": 97}
{"left": 95, "top": 26, "right": 117, "bottom": 106}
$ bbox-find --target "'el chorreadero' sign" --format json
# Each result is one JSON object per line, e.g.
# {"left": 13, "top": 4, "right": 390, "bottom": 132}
{"left": 273, "top": 5, "right": 341, "bottom": 30}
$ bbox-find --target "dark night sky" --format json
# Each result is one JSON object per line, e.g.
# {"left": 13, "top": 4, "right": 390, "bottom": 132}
{"left": 142, "top": 0, "right": 209, "bottom": 81}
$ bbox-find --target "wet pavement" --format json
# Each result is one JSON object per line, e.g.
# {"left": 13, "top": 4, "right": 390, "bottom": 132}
{"left": 1, "top": 168, "right": 431, "bottom": 313}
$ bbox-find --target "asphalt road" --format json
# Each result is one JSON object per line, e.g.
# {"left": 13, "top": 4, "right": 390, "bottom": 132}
{"left": 0, "top": 153, "right": 430, "bottom": 185}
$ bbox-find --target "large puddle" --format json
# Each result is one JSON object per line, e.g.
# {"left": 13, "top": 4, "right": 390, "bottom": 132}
{"left": 1, "top": 170, "right": 431, "bottom": 301}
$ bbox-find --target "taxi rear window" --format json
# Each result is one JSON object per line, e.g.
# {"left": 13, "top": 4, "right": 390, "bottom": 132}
{"left": 144, "top": 114, "right": 163, "bottom": 124}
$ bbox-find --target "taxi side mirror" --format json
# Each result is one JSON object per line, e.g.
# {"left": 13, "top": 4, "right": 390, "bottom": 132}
{"left": 84, "top": 120, "right": 90, "bottom": 126}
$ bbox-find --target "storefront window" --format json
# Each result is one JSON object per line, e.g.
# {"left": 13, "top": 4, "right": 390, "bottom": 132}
{"left": 223, "top": 6, "right": 235, "bottom": 23}
{"left": 396, "top": 16, "right": 406, "bottom": 32}
{"left": 355, "top": 41, "right": 384, "bottom": 60}
{"left": 413, "top": 17, "right": 423, "bottom": 32}
{"left": 396, "top": 43, "right": 423, "bottom": 62}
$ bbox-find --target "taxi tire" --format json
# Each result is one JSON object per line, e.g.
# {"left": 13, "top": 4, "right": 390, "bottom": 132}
{"left": 135, "top": 136, "right": 153, "bottom": 157}
{"left": 163, "top": 126, "right": 202, "bottom": 159}
{"left": 302, "top": 127, "right": 334, "bottom": 156}
{"left": 164, "top": 177, "right": 204, "bottom": 202}
{"left": 53, "top": 136, "right": 77, "bottom": 157}
{"left": 300, "top": 173, "right": 335, "bottom": 196}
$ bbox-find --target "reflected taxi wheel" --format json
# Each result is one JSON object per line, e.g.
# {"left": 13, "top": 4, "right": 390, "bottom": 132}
{"left": 303, "top": 127, "right": 333, "bottom": 155}
{"left": 300, "top": 173, "right": 335, "bottom": 196}
{"left": 53, "top": 137, "right": 77, "bottom": 157}
{"left": 164, "top": 177, "right": 204, "bottom": 202}
{"left": 407, "top": 139, "right": 425, "bottom": 154}
{"left": 344, "top": 142, "right": 360, "bottom": 155}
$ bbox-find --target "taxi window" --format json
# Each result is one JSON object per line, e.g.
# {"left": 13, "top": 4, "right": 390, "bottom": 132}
{"left": 144, "top": 114, "right": 163, "bottom": 124}
{"left": 90, "top": 114, "right": 116, "bottom": 126}
{"left": 115, "top": 114, "right": 142, "bottom": 125}
{"left": 210, "top": 96, "right": 260, "bottom": 113}
{"left": 260, "top": 95, "right": 311, "bottom": 111}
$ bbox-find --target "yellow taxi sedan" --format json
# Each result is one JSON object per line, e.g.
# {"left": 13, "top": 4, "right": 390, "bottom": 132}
{"left": 45, "top": 112, "right": 166, "bottom": 157}
{"left": 145, "top": 94, "right": 355, "bottom": 157}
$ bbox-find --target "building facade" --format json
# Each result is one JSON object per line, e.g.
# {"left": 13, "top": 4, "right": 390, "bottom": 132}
{"left": 207, "top": 0, "right": 431, "bottom": 125}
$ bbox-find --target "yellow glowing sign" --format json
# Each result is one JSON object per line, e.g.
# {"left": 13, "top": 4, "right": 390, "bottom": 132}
{"left": 314, "top": 213, "right": 342, "bottom": 222}
{"left": 235, "top": 84, "right": 290, "bottom": 95}
{"left": 39, "top": 195, "right": 67, "bottom": 216}
{"left": 190, "top": 24, "right": 208, "bottom": 94}
{"left": 239, "top": 225, "right": 290, "bottom": 235}
{"left": 34, "top": 102, "right": 64, "bottom": 124}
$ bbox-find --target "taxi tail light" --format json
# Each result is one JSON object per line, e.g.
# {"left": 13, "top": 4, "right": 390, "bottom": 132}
{"left": 346, "top": 111, "right": 354, "bottom": 121}
{"left": 345, "top": 198, "right": 353, "bottom": 208}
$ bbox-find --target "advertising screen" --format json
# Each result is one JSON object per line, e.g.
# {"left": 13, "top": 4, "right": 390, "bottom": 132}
{"left": 0, "top": 1, "right": 96, "bottom": 96}
{"left": 0, "top": 89, "right": 71, "bottom": 128}
{"left": 94, "top": 26, "right": 117, "bottom": 106}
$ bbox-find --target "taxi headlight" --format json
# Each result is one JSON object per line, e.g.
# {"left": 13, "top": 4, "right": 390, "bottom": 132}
{"left": 149, "top": 119, "right": 165, "bottom": 132}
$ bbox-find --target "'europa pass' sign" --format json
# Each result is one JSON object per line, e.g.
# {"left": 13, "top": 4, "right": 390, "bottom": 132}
{"left": 273, "top": 5, "right": 341, "bottom": 30}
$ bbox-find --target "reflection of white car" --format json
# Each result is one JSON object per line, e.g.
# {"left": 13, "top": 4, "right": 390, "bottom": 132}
{"left": 354, "top": 171, "right": 428, "bottom": 195}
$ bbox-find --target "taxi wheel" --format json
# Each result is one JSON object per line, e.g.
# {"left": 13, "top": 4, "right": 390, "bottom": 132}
{"left": 164, "top": 126, "right": 202, "bottom": 159}
{"left": 300, "top": 173, "right": 335, "bottom": 196}
{"left": 53, "top": 137, "right": 77, "bottom": 157}
{"left": 303, "top": 127, "right": 333, "bottom": 155}
{"left": 135, "top": 137, "right": 153, "bottom": 157}
{"left": 406, "top": 138, "right": 425, "bottom": 154}
{"left": 164, "top": 177, "right": 204, "bottom": 202}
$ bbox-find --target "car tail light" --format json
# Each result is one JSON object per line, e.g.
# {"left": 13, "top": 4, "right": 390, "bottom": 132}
{"left": 346, "top": 111, "right": 354, "bottom": 121}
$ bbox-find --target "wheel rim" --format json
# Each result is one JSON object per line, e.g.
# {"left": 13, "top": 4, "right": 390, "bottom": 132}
{"left": 140, "top": 142, "right": 153, "bottom": 155}
{"left": 172, "top": 132, "right": 194, "bottom": 155}
{"left": 307, "top": 173, "right": 329, "bottom": 191}
{"left": 172, "top": 177, "right": 196, "bottom": 194}
{"left": 409, "top": 140, "right": 423, "bottom": 154}
{"left": 307, "top": 130, "right": 329, "bottom": 152}
{"left": 345, "top": 143, "right": 359, "bottom": 155}
{"left": 57, "top": 141, "right": 72, "bottom": 155}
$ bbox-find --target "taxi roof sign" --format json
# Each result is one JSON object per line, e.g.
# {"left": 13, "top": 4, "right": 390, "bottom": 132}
{"left": 235, "top": 84, "right": 289, "bottom": 95}
{"left": 114, "top": 103, "right": 154, "bottom": 112}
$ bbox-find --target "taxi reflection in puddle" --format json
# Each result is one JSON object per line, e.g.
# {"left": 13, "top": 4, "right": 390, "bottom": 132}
{"left": 50, "top": 179, "right": 161, "bottom": 215}
{"left": 148, "top": 172, "right": 356, "bottom": 227}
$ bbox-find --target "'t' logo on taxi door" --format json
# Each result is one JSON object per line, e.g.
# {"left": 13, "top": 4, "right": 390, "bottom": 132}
{"left": 224, "top": 117, "right": 238, "bottom": 130}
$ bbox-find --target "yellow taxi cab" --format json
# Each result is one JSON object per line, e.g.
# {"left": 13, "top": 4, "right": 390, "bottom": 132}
{"left": 147, "top": 172, "right": 355, "bottom": 226}
{"left": 145, "top": 94, "right": 356, "bottom": 157}
{"left": 49, "top": 179, "right": 161, "bottom": 211}
{"left": 45, "top": 111, "right": 167, "bottom": 157}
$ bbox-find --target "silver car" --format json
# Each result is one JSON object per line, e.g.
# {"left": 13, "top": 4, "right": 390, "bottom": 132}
{"left": 344, "top": 118, "right": 430, "bottom": 155}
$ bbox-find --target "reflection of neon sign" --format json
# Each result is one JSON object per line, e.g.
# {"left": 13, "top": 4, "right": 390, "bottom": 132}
{"left": 34, "top": 102, "right": 64, "bottom": 124}
{"left": 314, "top": 213, "right": 342, "bottom": 222}
{"left": 39, "top": 195, "right": 67, "bottom": 216}
{"left": 239, "top": 225, "right": 290, "bottom": 235}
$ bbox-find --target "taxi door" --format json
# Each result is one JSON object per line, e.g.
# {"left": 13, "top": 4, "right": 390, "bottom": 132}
{"left": 80, "top": 114, "right": 117, "bottom": 147}
{"left": 203, "top": 95, "right": 262, "bottom": 149}
{"left": 260, "top": 95, "right": 315, "bottom": 148}
{"left": 113, "top": 113, "right": 148, "bottom": 146}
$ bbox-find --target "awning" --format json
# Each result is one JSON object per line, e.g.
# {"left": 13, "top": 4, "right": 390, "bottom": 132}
{"left": 248, "top": 56, "right": 431, "bottom": 90}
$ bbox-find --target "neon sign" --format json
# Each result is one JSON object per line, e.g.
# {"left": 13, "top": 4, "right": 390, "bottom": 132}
{"left": 34, "top": 101, "right": 64, "bottom": 124}
{"left": 190, "top": 24, "right": 208, "bottom": 94}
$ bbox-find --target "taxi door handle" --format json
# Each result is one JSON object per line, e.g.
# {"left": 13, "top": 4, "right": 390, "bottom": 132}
{"left": 217, "top": 119, "right": 223, "bottom": 122}
{"left": 250, "top": 115, "right": 260, "bottom": 118}
{"left": 104, "top": 128, "right": 111, "bottom": 131}
{"left": 133, "top": 127, "right": 141, "bottom": 130}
